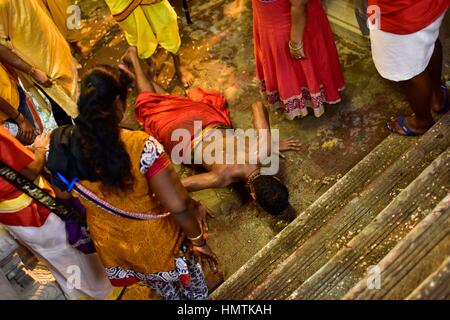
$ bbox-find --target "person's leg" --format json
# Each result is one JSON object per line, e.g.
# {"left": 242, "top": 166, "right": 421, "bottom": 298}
{"left": 171, "top": 52, "right": 194, "bottom": 88}
{"left": 145, "top": 57, "right": 158, "bottom": 82}
{"left": 428, "top": 39, "right": 445, "bottom": 112}
{"left": 354, "top": 0, "right": 369, "bottom": 36}
{"left": 151, "top": 80, "right": 167, "bottom": 94}
{"left": 387, "top": 69, "right": 435, "bottom": 135}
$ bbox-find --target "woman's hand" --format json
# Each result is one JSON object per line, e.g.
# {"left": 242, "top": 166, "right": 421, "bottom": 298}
{"left": 192, "top": 243, "right": 219, "bottom": 272}
{"left": 31, "top": 131, "right": 50, "bottom": 151}
{"left": 16, "top": 114, "right": 37, "bottom": 144}
{"left": 194, "top": 201, "right": 214, "bottom": 232}
{"left": 289, "top": 40, "right": 306, "bottom": 60}
{"left": 31, "top": 68, "right": 52, "bottom": 87}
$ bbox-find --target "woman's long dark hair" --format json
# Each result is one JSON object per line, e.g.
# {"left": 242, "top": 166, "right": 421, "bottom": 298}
{"left": 75, "top": 65, "right": 134, "bottom": 191}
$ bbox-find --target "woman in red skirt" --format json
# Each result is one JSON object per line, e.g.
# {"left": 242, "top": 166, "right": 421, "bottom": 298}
{"left": 253, "top": 0, "right": 345, "bottom": 120}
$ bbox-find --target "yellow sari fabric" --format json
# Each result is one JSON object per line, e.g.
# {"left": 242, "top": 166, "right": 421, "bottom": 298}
{"left": 37, "top": 0, "right": 82, "bottom": 43}
{"left": 0, "top": 64, "right": 19, "bottom": 122}
{"left": 105, "top": 0, "right": 181, "bottom": 58}
{"left": 0, "top": 0, "right": 78, "bottom": 118}
{"left": 77, "top": 129, "right": 183, "bottom": 277}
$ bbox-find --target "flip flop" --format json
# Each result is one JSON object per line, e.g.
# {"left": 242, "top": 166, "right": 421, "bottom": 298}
{"left": 435, "top": 84, "right": 450, "bottom": 114}
{"left": 385, "top": 116, "right": 424, "bottom": 137}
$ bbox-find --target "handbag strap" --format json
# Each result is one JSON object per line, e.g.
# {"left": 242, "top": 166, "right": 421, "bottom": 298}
{"left": 0, "top": 160, "right": 75, "bottom": 221}
{"left": 55, "top": 172, "right": 170, "bottom": 221}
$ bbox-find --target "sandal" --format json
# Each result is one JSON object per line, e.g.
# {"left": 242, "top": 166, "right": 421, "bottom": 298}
{"left": 385, "top": 116, "right": 425, "bottom": 137}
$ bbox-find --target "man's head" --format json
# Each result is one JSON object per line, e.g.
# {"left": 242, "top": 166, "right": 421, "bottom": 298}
{"left": 249, "top": 175, "right": 290, "bottom": 215}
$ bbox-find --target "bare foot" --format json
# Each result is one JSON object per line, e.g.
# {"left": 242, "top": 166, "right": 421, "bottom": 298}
{"left": 178, "top": 66, "right": 194, "bottom": 88}
{"left": 224, "top": 0, "right": 247, "bottom": 17}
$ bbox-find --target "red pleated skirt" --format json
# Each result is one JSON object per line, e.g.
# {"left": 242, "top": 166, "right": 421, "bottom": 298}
{"left": 253, "top": 0, "right": 345, "bottom": 119}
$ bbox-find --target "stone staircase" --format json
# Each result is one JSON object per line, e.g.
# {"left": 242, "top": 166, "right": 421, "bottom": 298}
{"left": 211, "top": 113, "right": 450, "bottom": 300}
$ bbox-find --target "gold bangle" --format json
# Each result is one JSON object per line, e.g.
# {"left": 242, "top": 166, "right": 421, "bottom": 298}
{"left": 289, "top": 40, "right": 303, "bottom": 51}
{"left": 187, "top": 230, "right": 204, "bottom": 241}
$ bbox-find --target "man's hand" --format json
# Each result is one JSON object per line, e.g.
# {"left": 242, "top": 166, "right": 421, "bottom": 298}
{"left": 16, "top": 114, "right": 37, "bottom": 144}
{"left": 31, "top": 68, "right": 52, "bottom": 87}
{"left": 277, "top": 136, "right": 301, "bottom": 159}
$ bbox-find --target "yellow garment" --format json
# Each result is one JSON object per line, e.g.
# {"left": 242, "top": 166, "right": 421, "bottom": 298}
{"left": 77, "top": 129, "right": 183, "bottom": 276}
{"left": 0, "top": 0, "right": 78, "bottom": 118}
{"left": 105, "top": 0, "right": 181, "bottom": 58}
{"left": 0, "top": 64, "right": 19, "bottom": 122}
{"left": 37, "top": 0, "right": 82, "bottom": 43}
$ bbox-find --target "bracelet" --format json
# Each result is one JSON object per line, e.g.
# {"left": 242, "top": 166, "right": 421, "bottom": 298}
{"left": 191, "top": 238, "right": 207, "bottom": 247}
{"left": 187, "top": 230, "right": 204, "bottom": 241}
{"left": 289, "top": 40, "right": 303, "bottom": 51}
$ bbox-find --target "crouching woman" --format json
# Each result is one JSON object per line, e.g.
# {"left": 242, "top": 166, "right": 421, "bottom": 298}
{"left": 47, "top": 65, "right": 218, "bottom": 300}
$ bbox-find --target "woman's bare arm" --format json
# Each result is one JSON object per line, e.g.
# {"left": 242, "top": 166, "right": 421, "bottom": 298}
{"left": 289, "top": 0, "right": 308, "bottom": 59}
{"left": 146, "top": 164, "right": 219, "bottom": 269}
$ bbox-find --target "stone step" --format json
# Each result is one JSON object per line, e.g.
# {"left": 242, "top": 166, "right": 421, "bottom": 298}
{"left": 210, "top": 131, "right": 417, "bottom": 299}
{"left": 288, "top": 148, "right": 450, "bottom": 299}
{"left": 245, "top": 116, "right": 450, "bottom": 299}
{"left": 342, "top": 195, "right": 450, "bottom": 300}
{"left": 211, "top": 114, "right": 449, "bottom": 300}
{"left": 406, "top": 256, "right": 450, "bottom": 300}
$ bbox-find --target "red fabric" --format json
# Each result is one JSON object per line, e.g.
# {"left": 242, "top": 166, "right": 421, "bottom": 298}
{"left": 0, "top": 202, "right": 50, "bottom": 227}
{"left": 368, "top": 0, "right": 449, "bottom": 34}
{"left": 0, "top": 126, "right": 35, "bottom": 201}
{"left": 145, "top": 153, "right": 171, "bottom": 179}
{"left": 135, "top": 87, "right": 231, "bottom": 154}
{"left": 0, "top": 126, "right": 51, "bottom": 227}
{"left": 110, "top": 277, "right": 141, "bottom": 288}
{"left": 252, "top": 0, "right": 345, "bottom": 114}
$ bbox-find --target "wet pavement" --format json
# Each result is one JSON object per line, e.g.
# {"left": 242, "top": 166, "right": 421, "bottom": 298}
{"left": 66, "top": 0, "right": 450, "bottom": 299}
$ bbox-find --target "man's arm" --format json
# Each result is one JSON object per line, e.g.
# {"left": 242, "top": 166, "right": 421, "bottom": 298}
{"left": 0, "top": 96, "right": 37, "bottom": 143}
{"left": 121, "top": 47, "right": 155, "bottom": 93}
{"left": 0, "top": 45, "right": 52, "bottom": 87}
{"left": 251, "top": 101, "right": 302, "bottom": 158}
{"left": 251, "top": 101, "right": 270, "bottom": 131}
{"left": 181, "top": 171, "right": 229, "bottom": 192}
{"left": 251, "top": 101, "right": 272, "bottom": 157}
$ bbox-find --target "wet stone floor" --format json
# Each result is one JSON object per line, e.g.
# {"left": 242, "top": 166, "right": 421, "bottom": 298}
{"left": 62, "top": 0, "right": 450, "bottom": 299}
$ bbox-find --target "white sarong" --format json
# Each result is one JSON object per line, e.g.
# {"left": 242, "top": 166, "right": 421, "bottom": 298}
{"left": 6, "top": 213, "right": 115, "bottom": 300}
{"left": 370, "top": 12, "right": 447, "bottom": 82}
